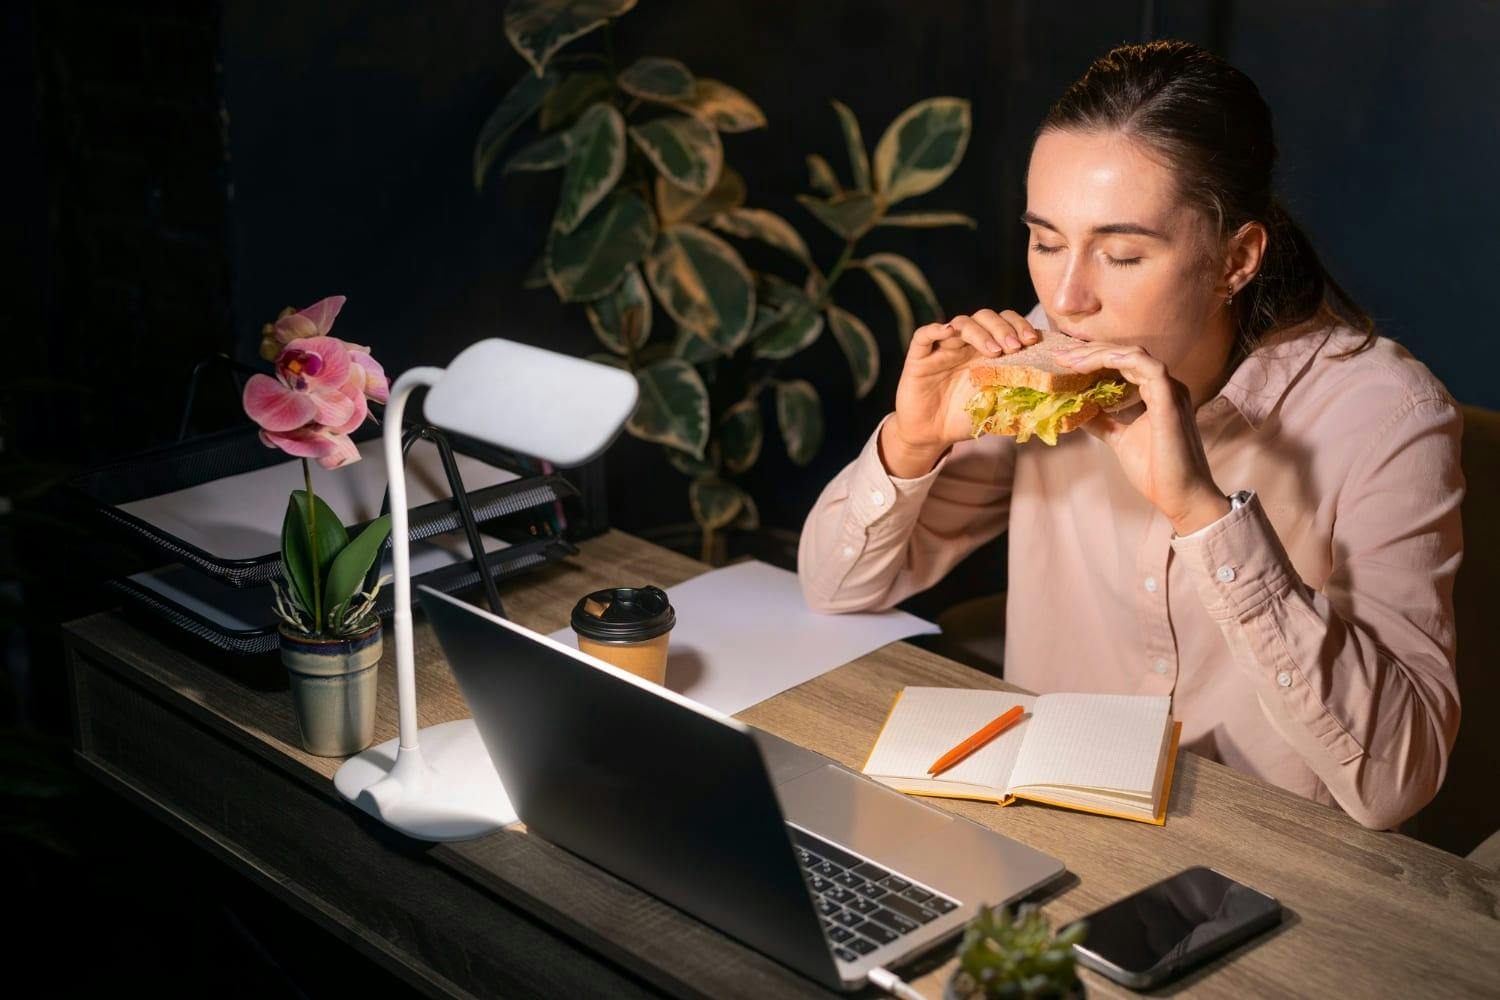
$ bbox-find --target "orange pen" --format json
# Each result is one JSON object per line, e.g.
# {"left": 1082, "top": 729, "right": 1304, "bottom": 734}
{"left": 927, "top": 705, "right": 1026, "bottom": 776}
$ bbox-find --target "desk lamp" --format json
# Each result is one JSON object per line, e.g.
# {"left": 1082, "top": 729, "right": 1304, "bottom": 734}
{"left": 332, "top": 339, "right": 638, "bottom": 841}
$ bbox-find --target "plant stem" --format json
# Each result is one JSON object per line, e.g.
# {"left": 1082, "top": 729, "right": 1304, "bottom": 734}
{"left": 811, "top": 238, "right": 858, "bottom": 312}
{"left": 303, "top": 458, "right": 322, "bottom": 634}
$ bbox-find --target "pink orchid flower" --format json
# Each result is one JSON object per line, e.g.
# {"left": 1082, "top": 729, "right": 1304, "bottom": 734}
{"left": 272, "top": 294, "right": 347, "bottom": 348}
{"left": 244, "top": 336, "right": 365, "bottom": 469}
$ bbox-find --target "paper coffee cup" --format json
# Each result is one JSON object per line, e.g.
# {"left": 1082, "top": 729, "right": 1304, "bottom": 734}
{"left": 570, "top": 585, "right": 675, "bottom": 685}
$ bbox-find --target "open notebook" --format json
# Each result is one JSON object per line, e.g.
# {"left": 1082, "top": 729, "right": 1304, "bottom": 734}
{"left": 862, "top": 688, "right": 1182, "bottom": 825}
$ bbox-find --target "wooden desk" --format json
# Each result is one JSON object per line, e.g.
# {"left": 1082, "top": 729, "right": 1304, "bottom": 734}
{"left": 65, "top": 530, "right": 1499, "bottom": 998}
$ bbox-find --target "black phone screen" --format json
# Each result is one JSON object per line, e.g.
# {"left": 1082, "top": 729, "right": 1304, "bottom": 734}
{"left": 1078, "top": 867, "right": 1280, "bottom": 979}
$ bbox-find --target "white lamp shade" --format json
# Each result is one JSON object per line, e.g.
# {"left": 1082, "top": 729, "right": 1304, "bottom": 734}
{"left": 421, "top": 339, "right": 639, "bottom": 466}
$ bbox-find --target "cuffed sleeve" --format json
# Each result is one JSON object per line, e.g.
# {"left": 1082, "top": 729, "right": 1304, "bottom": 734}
{"left": 1171, "top": 397, "right": 1464, "bottom": 829}
{"left": 798, "top": 413, "right": 1016, "bottom": 613}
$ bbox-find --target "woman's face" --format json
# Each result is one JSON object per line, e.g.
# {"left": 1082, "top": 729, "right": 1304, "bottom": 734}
{"left": 1024, "top": 129, "right": 1232, "bottom": 384}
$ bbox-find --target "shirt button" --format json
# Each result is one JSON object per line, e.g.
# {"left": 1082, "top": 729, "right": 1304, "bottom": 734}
{"left": 1276, "top": 671, "right": 1293, "bottom": 688}
{"left": 1215, "top": 565, "right": 1236, "bottom": 583}
{"left": 1153, "top": 658, "right": 1169, "bottom": 675}
{"left": 1143, "top": 576, "right": 1158, "bottom": 593}
{"left": 870, "top": 491, "right": 886, "bottom": 507}
{"left": 841, "top": 545, "right": 856, "bottom": 558}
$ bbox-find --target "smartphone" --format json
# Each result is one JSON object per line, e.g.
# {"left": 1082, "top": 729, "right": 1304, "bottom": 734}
{"left": 1072, "top": 866, "right": 1281, "bottom": 989}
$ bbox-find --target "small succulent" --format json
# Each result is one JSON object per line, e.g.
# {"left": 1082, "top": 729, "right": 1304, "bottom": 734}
{"left": 950, "top": 903, "right": 1087, "bottom": 999}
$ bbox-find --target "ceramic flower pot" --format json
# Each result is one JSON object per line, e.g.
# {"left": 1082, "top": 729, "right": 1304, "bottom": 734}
{"left": 279, "top": 623, "right": 382, "bottom": 756}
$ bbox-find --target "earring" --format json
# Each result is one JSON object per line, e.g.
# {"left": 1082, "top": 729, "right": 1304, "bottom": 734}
{"left": 1225, "top": 286, "right": 1235, "bottom": 306}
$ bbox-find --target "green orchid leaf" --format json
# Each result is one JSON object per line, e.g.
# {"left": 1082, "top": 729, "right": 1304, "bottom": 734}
{"left": 795, "top": 192, "right": 879, "bottom": 239}
{"left": 708, "top": 207, "right": 812, "bottom": 268}
{"left": 665, "top": 78, "right": 765, "bottom": 132}
{"left": 689, "top": 475, "right": 745, "bottom": 531}
{"left": 872, "top": 97, "right": 972, "bottom": 204}
{"left": 323, "top": 515, "right": 392, "bottom": 625}
{"left": 627, "top": 358, "right": 710, "bottom": 458}
{"left": 656, "top": 165, "right": 745, "bottom": 226}
{"left": 473, "top": 70, "right": 557, "bottom": 190}
{"left": 826, "top": 304, "right": 880, "bottom": 398}
{"left": 831, "top": 99, "right": 871, "bottom": 190}
{"left": 643, "top": 224, "right": 755, "bottom": 353}
{"left": 805, "top": 153, "right": 841, "bottom": 197}
{"left": 877, "top": 211, "right": 977, "bottom": 229}
{"left": 504, "top": 0, "right": 638, "bottom": 77}
{"left": 503, "top": 130, "right": 572, "bottom": 173}
{"left": 282, "top": 491, "right": 348, "bottom": 620}
{"left": 861, "top": 252, "right": 943, "bottom": 344}
{"left": 618, "top": 56, "right": 695, "bottom": 100}
{"left": 718, "top": 399, "right": 763, "bottom": 475}
{"left": 629, "top": 114, "right": 723, "bottom": 195}
{"left": 585, "top": 265, "right": 652, "bottom": 354}
{"left": 554, "top": 102, "right": 626, "bottom": 234}
{"left": 538, "top": 71, "right": 613, "bottom": 131}
{"left": 546, "top": 189, "right": 657, "bottom": 301}
{"left": 775, "top": 380, "right": 824, "bottom": 467}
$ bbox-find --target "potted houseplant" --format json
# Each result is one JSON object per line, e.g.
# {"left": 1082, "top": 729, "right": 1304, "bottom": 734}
{"left": 947, "top": 902, "right": 1089, "bottom": 999}
{"left": 243, "top": 295, "right": 394, "bottom": 757}
{"left": 476, "top": 0, "right": 974, "bottom": 565}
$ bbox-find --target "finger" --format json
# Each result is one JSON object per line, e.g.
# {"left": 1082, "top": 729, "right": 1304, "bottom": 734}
{"left": 950, "top": 315, "right": 1003, "bottom": 356}
{"left": 1061, "top": 344, "right": 1178, "bottom": 411}
{"left": 971, "top": 309, "right": 1023, "bottom": 352}
{"left": 998, "top": 309, "right": 1040, "bottom": 345}
{"left": 910, "top": 322, "right": 957, "bottom": 353}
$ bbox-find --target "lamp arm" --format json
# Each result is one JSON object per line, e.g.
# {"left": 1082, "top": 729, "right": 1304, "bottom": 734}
{"left": 383, "top": 366, "right": 446, "bottom": 750}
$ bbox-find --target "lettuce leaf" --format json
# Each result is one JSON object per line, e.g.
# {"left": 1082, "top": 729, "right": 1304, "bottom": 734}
{"left": 964, "top": 380, "right": 1128, "bottom": 446}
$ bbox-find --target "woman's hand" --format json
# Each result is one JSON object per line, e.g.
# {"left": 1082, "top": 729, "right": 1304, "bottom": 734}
{"left": 1056, "top": 341, "right": 1230, "bottom": 535}
{"left": 881, "top": 309, "right": 1039, "bottom": 477}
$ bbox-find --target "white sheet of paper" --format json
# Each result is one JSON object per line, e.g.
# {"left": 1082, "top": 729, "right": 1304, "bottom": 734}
{"left": 548, "top": 559, "right": 940, "bottom": 715}
{"left": 118, "top": 437, "right": 519, "bottom": 560}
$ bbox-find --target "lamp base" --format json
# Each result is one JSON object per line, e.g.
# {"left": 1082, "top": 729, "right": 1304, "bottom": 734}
{"left": 333, "top": 718, "right": 516, "bottom": 841}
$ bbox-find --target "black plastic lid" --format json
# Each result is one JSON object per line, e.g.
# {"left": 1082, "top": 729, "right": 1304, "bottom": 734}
{"left": 570, "top": 585, "right": 675, "bottom": 643}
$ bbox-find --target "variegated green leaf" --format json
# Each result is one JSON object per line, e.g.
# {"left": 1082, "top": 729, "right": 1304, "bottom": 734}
{"left": 708, "top": 207, "right": 812, "bottom": 267}
{"left": 857, "top": 263, "right": 913, "bottom": 349}
{"left": 732, "top": 489, "right": 760, "bottom": 531}
{"left": 523, "top": 256, "right": 550, "bottom": 289}
{"left": 775, "top": 380, "right": 824, "bottom": 466}
{"left": 656, "top": 165, "right": 745, "bottom": 226}
{"left": 872, "top": 97, "right": 971, "bottom": 204}
{"left": 826, "top": 305, "right": 880, "bottom": 398}
{"left": 505, "top": 0, "right": 637, "bottom": 77}
{"left": 718, "top": 399, "right": 763, "bottom": 474}
{"left": 554, "top": 102, "right": 626, "bottom": 234}
{"left": 504, "top": 130, "right": 572, "bottom": 173}
{"left": 474, "top": 70, "right": 557, "bottom": 190}
{"left": 665, "top": 443, "right": 716, "bottom": 478}
{"left": 585, "top": 265, "right": 652, "bottom": 354}
{"left": 627, "top": 358, "right": 709, "bottom": 458}
{"left": 585, "top": 352, "right": 630, "bottom": 369}
{"left": 672, "top": 323, "right": 726, "bottom": 364}
{"left": 546, "top": 190, "right": 657, "bottom": 301}
{"left": 538, "top": 71, "right": 613, "bottom": 131}
{"left": 831, "top": 100, "right": 870, "bottom": 191}
{"left": 618, "top": 57, "right": 695, "bottom": 100}
{"left": 751, "top": 281, "right": 823, "bottom": 360}
{"left": 862, "top": 252, "right": 943, "bottom": 338}
{"left": 643, "top": 224, "right": 755, "bottom": 352}
{"left": 877, "top": 211, "right": 977, "bottom": 229}
{"left": 629, "top": 114, "right": 723, "bottom": 195}
{"left": 795, "top": 192, "right": 879, "bottom": 240}
{"left": 689, "top": 476, "right": 744, "bottom": 531}
{"left": 667, "top": 78, "right": 766, "bottom": 132}
{"left": 806, "top": 154, "right": 841, "bottom": 197}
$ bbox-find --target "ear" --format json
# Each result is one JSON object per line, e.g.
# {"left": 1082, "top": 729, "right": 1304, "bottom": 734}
{"left": 1223, "top": 221, "right": 1269, "bottom": 297}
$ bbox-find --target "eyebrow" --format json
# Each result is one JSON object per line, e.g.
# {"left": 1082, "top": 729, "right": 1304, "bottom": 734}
{"left": 1020, "top": 211, "right": 1168, "bottom": 240}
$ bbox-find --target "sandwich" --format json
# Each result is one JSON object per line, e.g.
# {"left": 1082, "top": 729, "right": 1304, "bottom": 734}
{"left": 964, "top": 330, "right": 1137, "bottom": 445}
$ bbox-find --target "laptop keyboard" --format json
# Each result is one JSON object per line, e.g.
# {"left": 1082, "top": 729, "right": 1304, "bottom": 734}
{"left": 789, "top": 827, "right": 959, "bottom": 964}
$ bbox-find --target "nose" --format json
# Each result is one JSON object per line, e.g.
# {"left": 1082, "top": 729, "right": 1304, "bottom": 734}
{"left": 1050, "top": 253, "right": 1100, "bottom": 325}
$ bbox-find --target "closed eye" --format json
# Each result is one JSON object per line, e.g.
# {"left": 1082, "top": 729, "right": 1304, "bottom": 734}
{"left": 1106, "top": 255, "right": 1142, "bottom": 268}
{"left": 1030, "top": 242, "right": 1064, "bottom": 255}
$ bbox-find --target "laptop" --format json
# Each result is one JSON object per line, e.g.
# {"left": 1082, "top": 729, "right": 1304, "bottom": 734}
{"left": 419, "top": 585, "right": 1065, "bottom": 991}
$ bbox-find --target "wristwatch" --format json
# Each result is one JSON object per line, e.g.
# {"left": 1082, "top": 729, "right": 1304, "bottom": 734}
{"left": 1227, "top": 489, "right": 1253, "bottom": 511}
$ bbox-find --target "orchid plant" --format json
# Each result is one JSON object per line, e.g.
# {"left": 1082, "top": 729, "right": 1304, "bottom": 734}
{"left": 243, "top": 296, "right": 395, "bottom": 640}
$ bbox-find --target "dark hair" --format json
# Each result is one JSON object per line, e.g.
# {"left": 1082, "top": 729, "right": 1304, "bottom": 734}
{"left": 1038, "top": 40, "right": 1374, "bottom": 356}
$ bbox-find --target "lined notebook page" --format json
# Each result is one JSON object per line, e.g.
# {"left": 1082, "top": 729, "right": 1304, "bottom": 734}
{"left": 1007, "top": 694, "right": 1170, "bottom": 795}
{"left": 863, "top": 688, "right": 1037, "bottom": 789}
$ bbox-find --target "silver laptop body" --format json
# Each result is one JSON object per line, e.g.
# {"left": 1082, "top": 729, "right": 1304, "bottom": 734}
{"left": 419, "top": 586, "right": 1065, "bottom": 991}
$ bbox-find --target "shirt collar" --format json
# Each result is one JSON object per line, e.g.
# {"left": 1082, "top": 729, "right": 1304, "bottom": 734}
{"left": 1215, "top": 319, "right": 1337, "bottom": 429}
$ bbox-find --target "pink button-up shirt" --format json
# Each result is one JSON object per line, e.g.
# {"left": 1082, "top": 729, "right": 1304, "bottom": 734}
{"left": 798, "top": 308, "right": 1464, "bottom": 829}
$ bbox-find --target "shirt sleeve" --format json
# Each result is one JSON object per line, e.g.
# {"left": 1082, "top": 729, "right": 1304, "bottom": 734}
{"left": 797, "top": 413, "right": 1017, "bottom": 613}
{"left": 1170, "top": 396, "right": 1464, "bottom": 830}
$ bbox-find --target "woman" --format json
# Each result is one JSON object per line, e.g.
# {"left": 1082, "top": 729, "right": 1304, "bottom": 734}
{"left": 798, "top": 40, "right": 1463, "bottom": 830}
